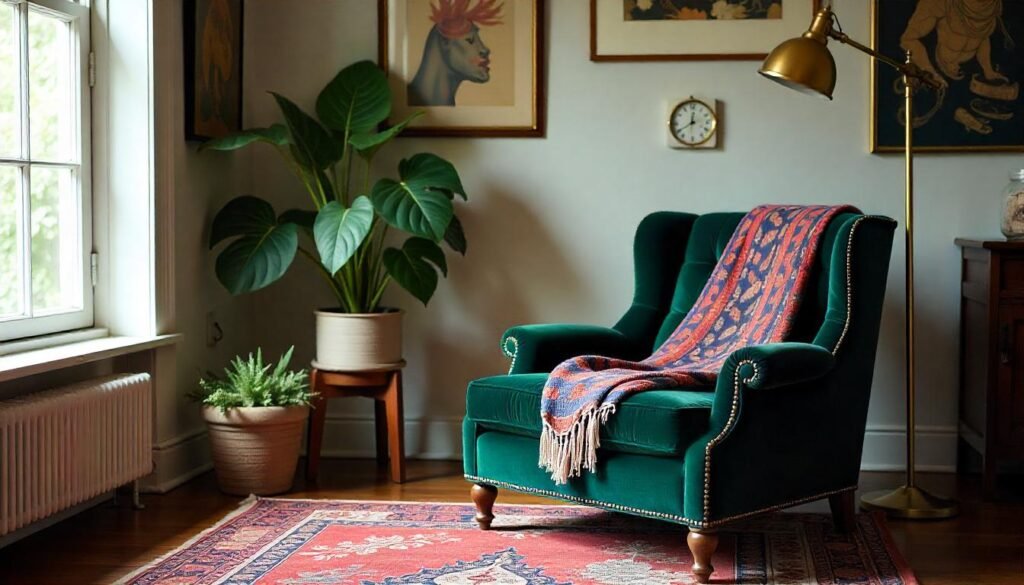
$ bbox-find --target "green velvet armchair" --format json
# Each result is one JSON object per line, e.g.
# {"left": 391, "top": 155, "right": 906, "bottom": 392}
{"left": 462, "top": 210, "right": 896, "bottom": 583}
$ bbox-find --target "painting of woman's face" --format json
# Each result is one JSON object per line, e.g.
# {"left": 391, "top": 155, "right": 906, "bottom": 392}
{"left": 383, "top": 0, "right": 542, "bottom": 136}
{"left": 440, "top": 25, "right": 492, "bottom": 83}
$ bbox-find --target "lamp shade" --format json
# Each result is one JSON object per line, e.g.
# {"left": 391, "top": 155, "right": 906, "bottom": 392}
{"left": 759, "top": 36, "right": 837, "bottom": 99}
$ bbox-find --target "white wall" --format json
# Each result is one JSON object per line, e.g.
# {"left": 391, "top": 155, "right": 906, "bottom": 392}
{"left": 220, "top": 0, "right": 1024, "bottom": 470}
{"left": 148, "top": 0, "right": 263, "bottom": 490}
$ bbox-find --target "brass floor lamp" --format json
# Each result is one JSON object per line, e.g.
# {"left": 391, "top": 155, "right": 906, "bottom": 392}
{"left": 758, "top": 6, "right": 959, "bottom": 519}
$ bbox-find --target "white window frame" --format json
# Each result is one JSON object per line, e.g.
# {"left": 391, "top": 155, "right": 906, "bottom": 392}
{"left": 0, "top": 0, "right": 92, "bottom": 341}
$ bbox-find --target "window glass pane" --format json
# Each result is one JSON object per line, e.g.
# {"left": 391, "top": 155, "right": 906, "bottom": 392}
{"left": 0, "top": 165, "right": 23, "bottom": 318}
{"left": 30, "top": 165, "right": 79, "bottom": 313}
{"left": 28, "top": 9, "right": 72, "bottom": 162}
{"left": 0, "top": 6, "right": 18, "bottom": 157}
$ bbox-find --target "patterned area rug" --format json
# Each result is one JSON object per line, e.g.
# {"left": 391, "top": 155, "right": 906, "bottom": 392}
{"left": 116, "top": 498, "right": 917, "bottom": 584}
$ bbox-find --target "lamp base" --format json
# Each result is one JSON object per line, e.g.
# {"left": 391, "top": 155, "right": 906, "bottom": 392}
{"left": 859, "top": 485, "right": 959, "bottom": 519}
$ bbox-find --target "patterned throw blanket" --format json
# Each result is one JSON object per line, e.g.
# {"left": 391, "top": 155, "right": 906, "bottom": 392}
{"left": 540, "top": 205, "right": 855, "bottom": 484}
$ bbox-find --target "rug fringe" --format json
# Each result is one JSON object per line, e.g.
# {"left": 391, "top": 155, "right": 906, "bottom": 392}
{"left": 539, "top": 403, "right": 615, "bottom": 485}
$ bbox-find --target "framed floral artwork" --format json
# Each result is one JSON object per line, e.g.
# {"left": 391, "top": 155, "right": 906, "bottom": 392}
{"left": 184, "top": 0, "right": 243, "bottom": 141}
{"left": 592, "top": 0, "right": 821, "bottom": 61}
{"left": 378, "top": 0, "right": 545, "bottom": 137}
{"left": 872, "top": 0, "right": 1024, "bottom": 153}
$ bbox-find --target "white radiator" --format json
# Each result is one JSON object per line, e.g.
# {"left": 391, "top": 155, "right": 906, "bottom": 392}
{"left": 0, "top": 374, "right": 152, "bottom": 536}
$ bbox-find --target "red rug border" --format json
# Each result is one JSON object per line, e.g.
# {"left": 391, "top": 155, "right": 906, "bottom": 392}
{"left": 113, "top": 494, "right": 263, "bottom": 585}
{"left": 114, "top": 496, "right": 921, "bottom": 585}
{"left": 867, "top": 510, "right": 920, "bottom": 585}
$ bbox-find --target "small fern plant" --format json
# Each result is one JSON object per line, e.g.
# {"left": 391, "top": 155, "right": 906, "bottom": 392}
{"left": 194, "top": 347, "right": 313, "bottom": 412}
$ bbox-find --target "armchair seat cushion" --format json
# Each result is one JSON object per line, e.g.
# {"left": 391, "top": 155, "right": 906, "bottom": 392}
{"left": 466, "top": 374, "right": 713, "bottom": 457}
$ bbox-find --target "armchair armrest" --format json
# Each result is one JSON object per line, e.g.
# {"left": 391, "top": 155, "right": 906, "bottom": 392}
{"left": 501, "top": 324, "right": 642, "bottom": 375}
{"left": 682, "top": 343, "right": 840, "bottom": 524}
{"left": 719, "top": 342, "right": 835, "bottom": 391}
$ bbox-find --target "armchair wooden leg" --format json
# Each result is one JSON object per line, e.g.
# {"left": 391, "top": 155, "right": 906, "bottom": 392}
{"left": 687, "top": 530, "right": 718, "bottom": 584}
{"left": 471, "top": 484, "right": 498, "bottom": 530}
{"left": 829, "top": 490, "right": 856, "bottom": 533}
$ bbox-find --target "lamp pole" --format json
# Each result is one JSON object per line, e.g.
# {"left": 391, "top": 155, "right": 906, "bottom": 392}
{"left": 903, "top": 57, "right": 918, "bottom": 492}
{"left": 759, "top": 6, "right": 958, "bottom": 519}
{"left": 840, "top": 35, "right": 959, "bottom": 522}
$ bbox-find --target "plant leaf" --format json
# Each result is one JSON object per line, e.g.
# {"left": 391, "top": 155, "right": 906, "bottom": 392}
{"left": 215, "top": 223, "right": 298, "bottom": 295}
{"left": 271, "top": 92, "right": 342, "bottom": 169}
{"left": 210, "top": 195, "right": 278, "bottom": 249}
{"left": 279, "top": 209, "right": 317, "bottom": 235}
{"left": 443, "top": 214, "right": 467, "bottom": 255}
{"left": 370, "top": 153, "right": 466, "bottom": 241}
{"left": 399, "top": 153, "right": 466, "bottom": 198}
{"left": 198, "top": 125, "right": 289, "bottom": 152}
{"left": 383, "top": 237, "right": 448, "bottom": 305}
{"left": 316, "top": 60, "right": 391, "bottom": 134}
{"left": 313, "top": 197, "right": 374, "bottom": 275}
{"left": 349, "top": 112, "right": 424, "bottom": 160}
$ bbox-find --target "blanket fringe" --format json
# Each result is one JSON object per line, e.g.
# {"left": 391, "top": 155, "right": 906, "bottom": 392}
{"left": 539, "top": 403, "right": 616, "bottom": 485}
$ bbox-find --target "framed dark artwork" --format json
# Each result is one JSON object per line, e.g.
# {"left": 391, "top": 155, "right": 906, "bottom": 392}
{"left": 378, "top": 0, "right": 546, "bottom": 137}
{"left": 184, "top": 0, "right": 243, "bottom": 141}
{"left": 872, "top": 0, "right": 1024, "bottom": 153}
{"left": 591, "top": 0, "right": 821, "bottom": 62}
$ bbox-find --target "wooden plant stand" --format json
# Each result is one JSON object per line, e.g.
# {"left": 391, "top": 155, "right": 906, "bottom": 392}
{"left": 305, "top": 367, "right": 406, "bottom": 483}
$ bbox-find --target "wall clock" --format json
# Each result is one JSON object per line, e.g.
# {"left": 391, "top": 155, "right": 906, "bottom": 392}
{"left": 667, "top": 97, "right": 719, "bottom": 149}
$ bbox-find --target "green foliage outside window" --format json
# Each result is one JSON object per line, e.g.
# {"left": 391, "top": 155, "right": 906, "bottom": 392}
{"left": 0, "top": 11, "right": 71, "bottom": 317}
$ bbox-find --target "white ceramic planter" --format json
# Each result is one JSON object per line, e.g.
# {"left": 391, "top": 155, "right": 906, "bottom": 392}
{"left": 203, "top": 405, "right": 308, "bottom": 496}
{"left": 314, "top": 309, "right": 404, "bottom": 371}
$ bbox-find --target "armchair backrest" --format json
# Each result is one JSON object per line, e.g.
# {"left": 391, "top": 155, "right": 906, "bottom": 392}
{"left": 613, "top": 210, "right": 895, "bottom": 488}
{"left": 615, "top": 211, "right": 896, "bottom": 363}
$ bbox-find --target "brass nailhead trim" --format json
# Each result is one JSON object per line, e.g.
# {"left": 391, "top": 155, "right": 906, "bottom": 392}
{"left": 830, "top": 216, "right": 867, "bottom": 356}
{"left": 700, "top": 485, "right": 857, "bottom": 528}
{"left": 464, "top": 474, "right": 699, "bottom": 524}
{"left": 703, "top": 360, "right": 759, "bottom": 520}
{"left": 502, "top": 336, "right": 519, "bottom": 375}
{"left": 465, "top": 474, "right": 856, "bottom": 530}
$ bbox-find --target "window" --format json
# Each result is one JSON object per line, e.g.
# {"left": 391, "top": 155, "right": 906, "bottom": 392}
{"left": 0, "top": 0, "right": 90, "bottom": 341}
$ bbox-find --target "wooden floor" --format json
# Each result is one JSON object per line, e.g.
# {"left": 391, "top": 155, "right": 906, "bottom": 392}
{"left": 0, "top": 460, "right": 1021, "bottom": 584}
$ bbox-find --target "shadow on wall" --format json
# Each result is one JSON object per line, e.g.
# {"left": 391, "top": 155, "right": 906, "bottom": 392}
{"left": 408, "top": 183, "right": 584, "bottom": 451}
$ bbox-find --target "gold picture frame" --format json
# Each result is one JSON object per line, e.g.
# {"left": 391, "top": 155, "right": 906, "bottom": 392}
{"left": 591, "top": 0, "right": 821, "bottom": 62}
{"left": 378, "top": 0, "right": 546, "bottom": 137}
{"left": 870, "top": 0, "right": 1024, "bottom": 153}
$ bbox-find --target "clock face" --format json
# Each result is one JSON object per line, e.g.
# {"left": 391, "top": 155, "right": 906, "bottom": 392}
{"left": 670, "top": 100, "right": 717, "bottom": 146}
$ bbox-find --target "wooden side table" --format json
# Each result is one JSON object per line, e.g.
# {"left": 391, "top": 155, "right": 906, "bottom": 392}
{"left": 956, "top": 238, "right": 1024, "bottom": 499}
{"left": 305, "top": 368, "right": 406, "bottom": 483}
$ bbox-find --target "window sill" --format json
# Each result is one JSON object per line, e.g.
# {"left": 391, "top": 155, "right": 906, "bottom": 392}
{"left": 0, "top": 334, "right": 181, "bottom": 383}
{"left": 0, "top": 328, "right": 111, "bottom": 357}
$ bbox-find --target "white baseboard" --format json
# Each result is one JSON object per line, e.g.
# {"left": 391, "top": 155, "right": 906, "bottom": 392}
{"left": 319, "top": 415, "right": 463, "bottom": 460}
{"left": 140, "top": 427, "right": 212, "bottom": 494}
{"left": 139, "top": 419, "right": 959, "bottom": 491}
{"left": 309, "top": 419, "right": 961, "bottom": 471}
{"left": 860, "top": 425, "right": 958, "bottom": 472}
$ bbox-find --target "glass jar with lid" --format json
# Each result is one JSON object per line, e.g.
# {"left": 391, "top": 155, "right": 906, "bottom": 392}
{"left": 1001, "top": 169, "right": 1024, "bottom": 240}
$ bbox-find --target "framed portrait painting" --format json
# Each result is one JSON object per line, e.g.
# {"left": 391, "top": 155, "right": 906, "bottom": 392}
{"left": 591, "top": 0, "right": 821, "bottom": 61}
{"left": 378, "top": 0, "right": 545, "bottom": 137}
{"left": 872, "top": 0, "right": 1024, "bottom": 153}
{"left": 184, "top": 0, "right": 243, "bottom": 141}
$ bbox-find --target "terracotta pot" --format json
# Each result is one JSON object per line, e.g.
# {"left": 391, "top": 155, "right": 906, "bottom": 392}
{"left": 202, "top": 405, "right": 308, "bottom": 496}
{"left": 314, "top": 309, "right": 404, "bottom": 371}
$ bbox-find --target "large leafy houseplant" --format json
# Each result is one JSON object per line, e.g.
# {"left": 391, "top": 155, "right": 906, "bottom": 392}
{"left": 201, "top": 60, "right": 466, "bottom": 312}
